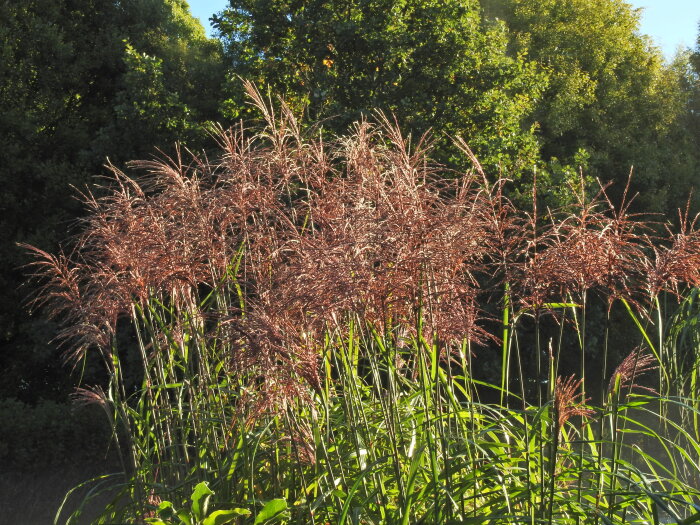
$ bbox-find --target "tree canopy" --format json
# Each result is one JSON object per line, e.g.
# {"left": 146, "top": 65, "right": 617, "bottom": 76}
{"left": 0, "top": 0, "right": 224, "bottom": 399}
{"left": 492, "top": 0, "right": 700, "bottom": 211}
{"left": 212, "top": 0, "right": 700, "bottom": 212}
{"left": 213, "top": 0, "right": 547, "bottom": 171}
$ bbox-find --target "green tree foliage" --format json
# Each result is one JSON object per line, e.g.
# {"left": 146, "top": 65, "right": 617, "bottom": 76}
{"left": 687, "top": 29, "right": 700, "bottom": 167}
{"left": 213, "top": 0, "right": 547, "bottom": 170}
{"left": 0, "top": 0, "right": 223, "bottom": 400}
{"left": 488, "top": 0, "right": 700, "bottom": 212}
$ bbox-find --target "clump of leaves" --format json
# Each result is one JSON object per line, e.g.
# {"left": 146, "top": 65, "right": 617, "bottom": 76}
{"left": 145, "top": 481, "right": 287, "bottom": 525}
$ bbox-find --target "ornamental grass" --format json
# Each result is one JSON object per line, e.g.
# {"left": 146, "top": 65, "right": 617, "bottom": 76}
{"left": 26, "top": 83, "right": 700, "bottom": 524}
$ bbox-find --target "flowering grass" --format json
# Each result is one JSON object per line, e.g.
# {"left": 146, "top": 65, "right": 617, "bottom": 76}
{"left": 26, "top": 83, "right": 700, "bottom": 524}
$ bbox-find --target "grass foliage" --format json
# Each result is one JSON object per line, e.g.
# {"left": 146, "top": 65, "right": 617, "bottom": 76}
{"left": 27, "top": 83, "right": 700, "bottom": 523}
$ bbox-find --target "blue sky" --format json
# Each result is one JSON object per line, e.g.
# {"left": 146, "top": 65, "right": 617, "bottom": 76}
{"left": 187, "top": 0, "right": 224, "bottom": 34}
{"left": 632, "top": 0, "right": 700, "bottom": 58}
{"left": 187, "top": 0, "right": 700, "bottom": 60}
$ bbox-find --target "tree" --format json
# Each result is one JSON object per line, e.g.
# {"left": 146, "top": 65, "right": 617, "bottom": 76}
{"left": 213, "top": 0, "right": 547, "bottom": 171}
{"left": 490, "top": 0, "right": 700, "bottom": 212}
{"left": 686, "top": 27, "right": 700, "bottom": 175}
{"left": 0, "top": 0, "right": 224, "bottom": 400}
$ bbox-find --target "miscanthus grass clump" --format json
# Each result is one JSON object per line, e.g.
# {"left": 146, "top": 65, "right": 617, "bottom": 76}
{"left": 27, "top": 84, "right": 700, "bottom": 523}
